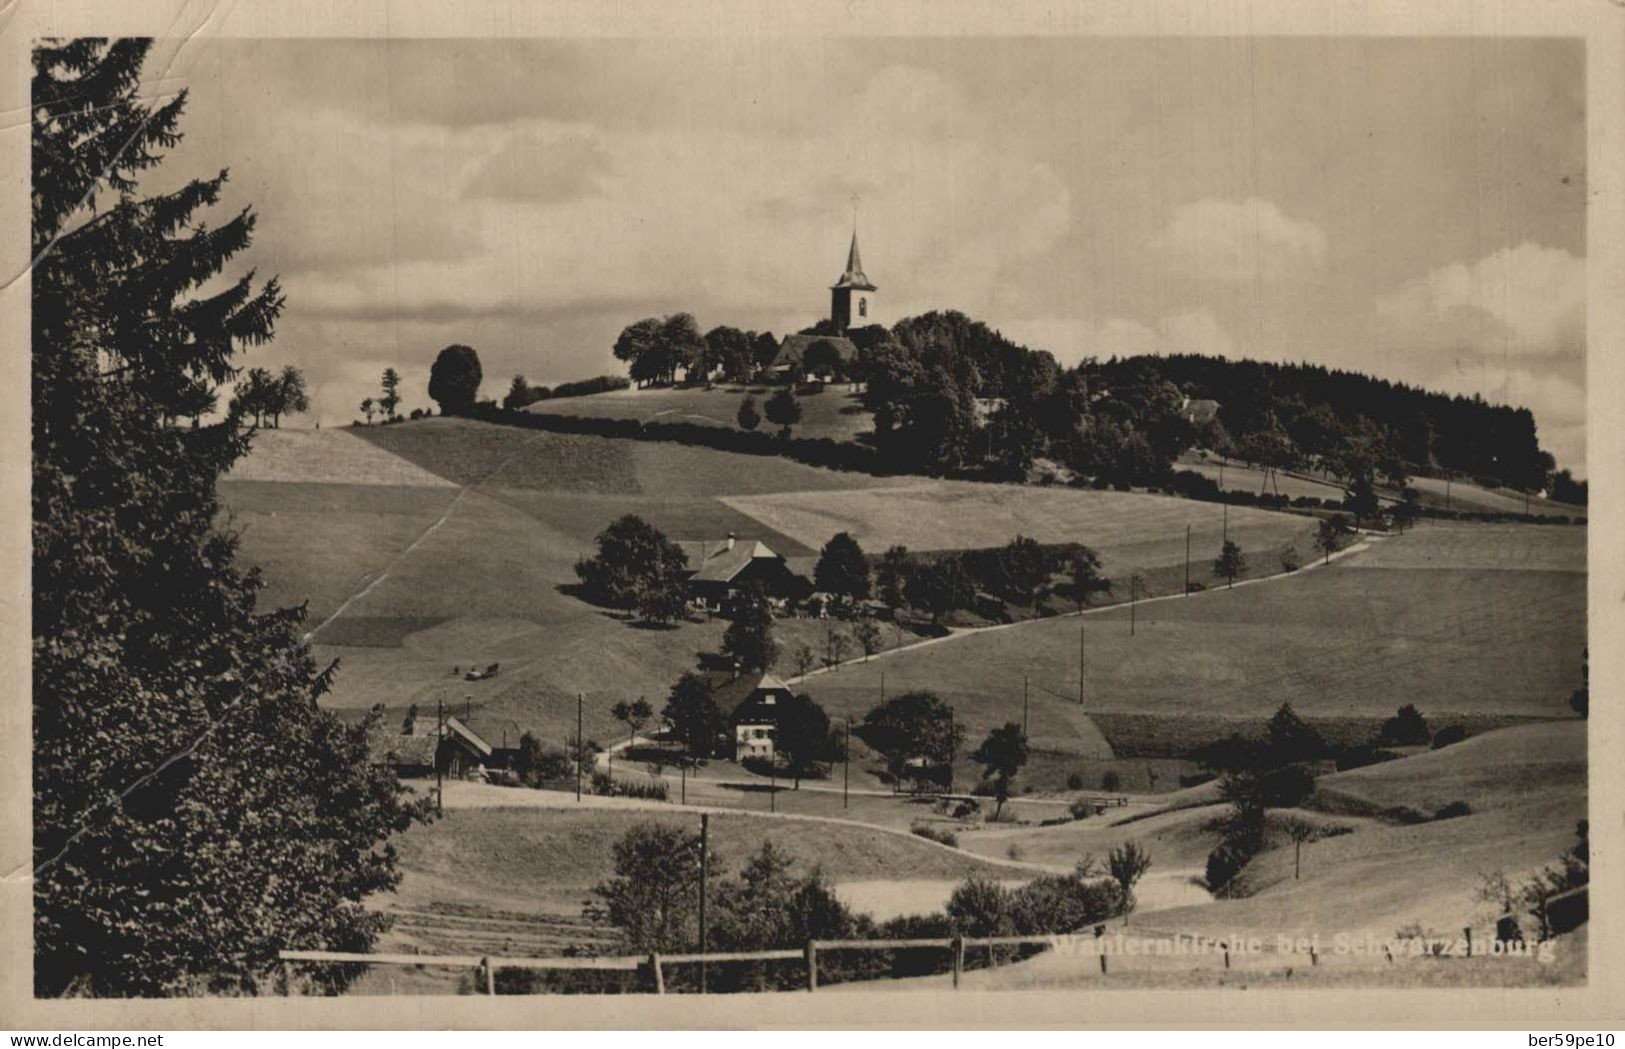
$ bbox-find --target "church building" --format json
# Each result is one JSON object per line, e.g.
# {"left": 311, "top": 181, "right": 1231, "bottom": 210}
{"left": 829, "top": 228, "right": 878, "bottom": 334}
{"left": 764, "top": 227, "right": 875, "bottom": 380}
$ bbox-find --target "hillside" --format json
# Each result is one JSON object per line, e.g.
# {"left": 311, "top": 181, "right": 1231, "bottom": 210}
{"left": 797, "top": 522, "right": 1583, "bottom": 782}
{"left": 529, "top": 383, "right": 876, "bottom": 443}
{"left": 221, "top": 417, "right": 1317, "bottom": 754}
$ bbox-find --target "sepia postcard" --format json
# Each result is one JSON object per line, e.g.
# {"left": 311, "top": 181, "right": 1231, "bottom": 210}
{"left": 1, "top": 0, "right": 1621, "bottom": 1032}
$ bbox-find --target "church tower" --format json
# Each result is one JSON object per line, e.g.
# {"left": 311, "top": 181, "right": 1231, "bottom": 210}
{"left": 829, "top": 227, "right": 877, "bottom": 334}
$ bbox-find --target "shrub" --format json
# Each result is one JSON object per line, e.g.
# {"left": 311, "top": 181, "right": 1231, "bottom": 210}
{"left": 548, "top": 374, "right": 630, "bottom": 399}
{"left": 1068, "top": 799, "right": 1095, "bottom": 821}
{"left": 1279, "top": 546, "right": 1301, "bottom": 573}
{"left": 1431, "top": 724, "right": 1468, "bottom": 749}
{"left": 1066, "top": 772, "right": 1085, "bottom": 790}
{"left": 1258, "top": 763, "right": 1317, "bottom": 807}
{"left": 911, "top": 822, "right": 959, "bottom": 847}
{"left": 1433, "top": 800, "right": 1472, "bottom": 820}
{"left": 589, "top": 771, "right": 670, "bottom": 801}
{"left": 1100, "top": 770, "right": 1122, "bottom": 792}
{"left": 1377, "top": 704, "right": 1430, "bottom": 747}
{"left": 1205, "top": 842, "right": 1249, "bottom": 893}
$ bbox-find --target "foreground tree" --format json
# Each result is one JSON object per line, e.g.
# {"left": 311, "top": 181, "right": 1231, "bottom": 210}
{"left": 775, "top": 693, "right": 841, "bottom": 788}
{"left": 1314, "top": 513, "right": 1351, "bottom": 564}
{"left": 428, "top": 344, "right": 483, "bottom": 415}
{"left": 721, "top": 583, "right": 779, "bottom": 672}
{"left": 32, "top": 38, "right": 423, "bottom": 996}
{"left": 814, "top": 531, "right": 871, "bottom": 601}
{"left": 611, "top": 698, "right": 655, "bottom": 750}
{"left": 574, "top": 514, "right": 690, "bottom": 611}
{"left": 1107, "top": 841, "right": 1153, "bottom": 923}
{"left": 971, "top": 722, "right": 1029, "bottom": 821}
{"left": 736, "top": 394, "right": 761, "bottom": 432}
{"left": 1065, "top": 546, "right": 1111, "bottom": 609}
{"left": 378, "top": 366, "right": 402, "bottom": 419}
{"left": 587, "top": 823, "right": 705, "bottom": 953}
{"left": 765, "top": 386, "right": 802, "bottom": 438}
{"left": 663, "top": 673, "right": 725, "bottom": 758}
{"left": 1213, "top": 540, "right": 1245, "bottom": 588}
{"left": 862, "top": 690, "right": 965, "bottom": 792}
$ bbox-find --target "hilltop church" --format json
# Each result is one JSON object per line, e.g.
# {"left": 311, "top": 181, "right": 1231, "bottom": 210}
{"left": 764, "top": 228, "right": 876, "bottom": 378}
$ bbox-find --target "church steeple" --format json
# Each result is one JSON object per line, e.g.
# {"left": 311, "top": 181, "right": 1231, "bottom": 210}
{"left": 833, "top": 227, "right": 876, "bottom": 292}
{"left": 829, "top": 221, "right": 877, "bottom": 333}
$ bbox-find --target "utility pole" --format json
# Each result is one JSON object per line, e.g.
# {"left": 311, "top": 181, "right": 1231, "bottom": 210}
{"left": 435, "top": 699, "right": 444, "bottom": 817}
{"left": 698, "top": 813, "right": 709, "bottom": 994}
{"left": 1078, "top": 620, "right": 1085, "bottom": 706}
{"left": 575, "top": 693, "right": 583, "bottom": 803}
{"left": 1185, "top": 524, "right": 1191, "bottom": 597}
{"left": 843, "top": 718, "right": 851, "bottom": 809}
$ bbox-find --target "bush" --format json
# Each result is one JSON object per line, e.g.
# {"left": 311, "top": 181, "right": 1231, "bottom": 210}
{"left": 1377, "top": 704, "right": 1430, "bottom": 747}
{"left": 1431, "top": 724, "right": 1468, "bottom": 749}
{"left": 911, "top": 822, "right": 959, "bottom": 847}
{"left": 1258, "top": 763, "right": 1317, "bottom": 807}
{"left": 1205, "top": 843, "right": 1249, "bottom": 893}
{"left": 1068, "top": 799, "right": 1095, "bottom": 821}
{"left": 1433, "top": 800, "right": 1472, "bottom": 820}
{"left": 1280, "top": 546, "right": 1301, "bottom": 573}
{"left": 1100, "top": 770, "right": 1122, "bottom": 792}
{"left": 547, "top": 374, "right": 630, "bottom": 399}
{"left": 589, "top": 771, "right": 670, "bottom": 801}
{"left": 1065, "top": 772, "right": 1084, "bottom": 790}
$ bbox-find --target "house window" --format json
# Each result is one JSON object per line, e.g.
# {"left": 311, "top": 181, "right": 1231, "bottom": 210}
{"left": 858, "top": 297, "right": 868, "bottom": 318}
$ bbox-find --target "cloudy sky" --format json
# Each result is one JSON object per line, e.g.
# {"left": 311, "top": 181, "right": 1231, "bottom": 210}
{"left": 145, "top": 36, "right": 1586, "bottom": 470}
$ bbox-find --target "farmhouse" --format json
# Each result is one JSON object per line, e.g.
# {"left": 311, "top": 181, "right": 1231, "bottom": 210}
{"left": 369, "top": 715, "right": 493, "bottom": 779}
{"left": 1178, "top": 396, "right": 1221, "bottom": 425}
{"left": 766, "top": 333, "right": 859, "bottom": 380}
{"left": 718, "top": 673, "right": 796, "bottom": 763}
{"left": 679, "top": 533, "right": 808, "bottom": 609}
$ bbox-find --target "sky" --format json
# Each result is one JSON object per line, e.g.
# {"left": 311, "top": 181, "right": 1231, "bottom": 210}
{"left": 144, "top": 36, "right": 1586, "bottom": 471}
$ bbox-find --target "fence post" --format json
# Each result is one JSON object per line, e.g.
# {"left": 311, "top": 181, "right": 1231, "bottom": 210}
{"left": 805, "top": 940, "right": 819, "bottom": 992}
{"left": 482, "top": 956, "right": 495, "bottom": 996}
{"left": 1222, "top": 942, "right": 1230, "bottom": 969}
{"left": 1463, "top": 927, "right": 1473, "bottom": 958}
{"left": 282, "top": 959, "right": 294, "bottom": 997}
{"left": 649, "top": 953, "right": 665, "bottom": 994}
{"left": 951, "top": 937, "right": 964, "bottom": 988}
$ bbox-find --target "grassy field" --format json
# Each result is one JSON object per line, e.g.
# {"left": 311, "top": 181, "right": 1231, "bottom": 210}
{"left": 797, "top": 522, "right": 1585, "bottom": 765}
{"left": 223, "top": 417, "right": 1317, "bottom": 750}
{"left": 1178, "top": 449, "right": 1587, "bottom": 520}
{"left": 724, "top": 480, "right": 1313, "bottom": 578}
{"left": 386, "top": 804, "right": 1016, "bottom": 920}
{"left": 529, "top": 383, "right": 876, "bottom": 443}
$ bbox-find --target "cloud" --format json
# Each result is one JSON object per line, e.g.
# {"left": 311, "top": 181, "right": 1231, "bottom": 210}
{"left": 1374, "top": 242, "right": 1584, "bottom": 356}
{"left": 1002, "top": 308, "right": 1236, "bottom": 369}
{"left": 462, "top": 125, "right": 615, "bottom": 203}
{"left": 1153, "top": 197, "right": 1328, "bottom": 281}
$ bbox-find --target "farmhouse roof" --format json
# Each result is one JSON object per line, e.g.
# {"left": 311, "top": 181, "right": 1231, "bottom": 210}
{"left": 832, "top": 231, "right": 877, "bottom": 291}
{"left": 1179, "top": 397, "right": 1221, "bottom": 424}
{"left": 367, "top": 716, "right": 492, "bottom": 765}
{"left": 443, "top": 716, "right": 493, "bottom": 757}
{"left": 680, "top": 539, "right": 785, "bottom": 583}
{"left": 770, "top": 333, "right": 858, "bottom": 372}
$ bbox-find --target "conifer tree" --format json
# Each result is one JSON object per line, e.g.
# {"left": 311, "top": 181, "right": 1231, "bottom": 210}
{"left": 32, "top": 38, "right": 423, "bottom": 997}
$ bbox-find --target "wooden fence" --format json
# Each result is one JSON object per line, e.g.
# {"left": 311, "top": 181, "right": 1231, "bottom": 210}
{"left": 281, "top": 883, "right": 1586, "bottom": 995}
{"left": 280, "top": 932, "right": 1090, "bottom": 996}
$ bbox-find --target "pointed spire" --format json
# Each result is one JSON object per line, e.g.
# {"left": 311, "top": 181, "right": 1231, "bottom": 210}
{"left": 832, "top": 219, "right": 876, "bottom": 291}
